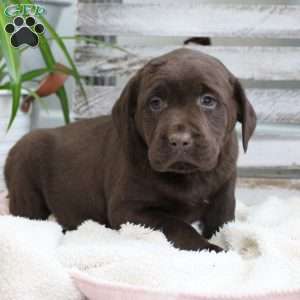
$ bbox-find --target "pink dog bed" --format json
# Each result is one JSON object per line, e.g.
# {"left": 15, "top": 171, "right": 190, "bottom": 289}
{"left": 1, "top": 191, "right": 300, "bottom": 300}
{"left": 71, "top": 271, "right": 300, "bottom": 300}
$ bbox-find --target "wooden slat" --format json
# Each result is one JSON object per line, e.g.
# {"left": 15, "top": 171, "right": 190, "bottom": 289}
{"left": 74, "top": 86, "right": 300, "bottom": 125}
{"left": 76, "top": 45, "right": 300, "bottom": 81}
{"left": 77, "top": 3, "right": 300, "bottom": 38}
{"left": 247, "top": 89, "right": 300, "bottom": 124}
{"left": 237, "top": 177, "right": 300, "bottom": 191}
{"left": 238, "top": 166, "right": 300, "bottom": 179}
{"left": 238, "top": 138, "right": 300, "bottom": 168}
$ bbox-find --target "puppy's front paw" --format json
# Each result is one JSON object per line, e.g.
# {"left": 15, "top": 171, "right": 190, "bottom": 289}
{"left": 206, "top": 243, "right": 223, "bottom": 253}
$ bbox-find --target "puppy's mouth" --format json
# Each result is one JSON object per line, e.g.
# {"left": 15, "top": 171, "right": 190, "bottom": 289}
{"left": 149, "top": 154, "right": 219, "bottom": 174}
{"left": 168, "top": 161, "right": 199, "bottom": 173}
{"left": 148, "top": 142, "right": 220, "bottom": 174}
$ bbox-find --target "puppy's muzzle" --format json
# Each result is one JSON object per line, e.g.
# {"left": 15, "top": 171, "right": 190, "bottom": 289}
{"left": 168, "top": 132, "right": 193, "bottom": 151}
{"left": 167, "top": 130, "right": 197, "bottom": 172}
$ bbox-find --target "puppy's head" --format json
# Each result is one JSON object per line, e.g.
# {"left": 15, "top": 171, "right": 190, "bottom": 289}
{"left": 112, "top": 48, "right": 256, "bottom": 173}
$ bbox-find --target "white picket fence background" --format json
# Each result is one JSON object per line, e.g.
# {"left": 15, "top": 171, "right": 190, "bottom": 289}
{"left": 74, "top": 0, "right": 300, "bottom": 178}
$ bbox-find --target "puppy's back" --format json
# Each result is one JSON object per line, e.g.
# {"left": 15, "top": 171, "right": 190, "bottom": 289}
{"left": 4, "top": 115, "right": 115, "bottom": 221}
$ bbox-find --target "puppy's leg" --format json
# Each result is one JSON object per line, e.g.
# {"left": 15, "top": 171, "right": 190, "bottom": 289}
{"left": 202, "top": 175, "right": 236, "bottom": 239}
{"left": 8, "top": 182, "right": 50, "bottom": 220}
{"left": 110, "top": 204, "right": 222, "bottom": 252}
{"left": 4, "top": 133, "right": 51, "bottom": 220}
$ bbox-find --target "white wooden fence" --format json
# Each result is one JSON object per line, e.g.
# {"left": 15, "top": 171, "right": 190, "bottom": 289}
{"left": 74, "top": 0, "right": 300, "bottom": 178}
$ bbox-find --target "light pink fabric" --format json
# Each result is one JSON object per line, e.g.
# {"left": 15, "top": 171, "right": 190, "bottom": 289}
{"left": 71, "top": 271, "right": 300, "bottom": 300}
{"left": 0, "top": 191, "right": 9, "bottom": 215}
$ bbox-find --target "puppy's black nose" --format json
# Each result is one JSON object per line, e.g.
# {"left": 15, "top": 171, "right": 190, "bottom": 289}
{"left": 168, "top": 132, "right": 193, "bottom": 150}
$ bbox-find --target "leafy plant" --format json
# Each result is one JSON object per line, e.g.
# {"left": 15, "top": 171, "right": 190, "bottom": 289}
{"left": 0, "top": 0, "right": 86, "bottom": 129}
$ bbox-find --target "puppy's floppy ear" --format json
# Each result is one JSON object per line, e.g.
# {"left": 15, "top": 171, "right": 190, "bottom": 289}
{"left": 112, "top": 73, "right": 140, "bottom": 155}
{"left": 233, "top": 78, "right": 257, "bottom": 152}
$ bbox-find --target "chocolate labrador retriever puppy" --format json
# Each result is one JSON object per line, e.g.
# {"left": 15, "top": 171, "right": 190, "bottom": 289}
{"left": 5, "top": 49, "right": 256, "bottom": 252}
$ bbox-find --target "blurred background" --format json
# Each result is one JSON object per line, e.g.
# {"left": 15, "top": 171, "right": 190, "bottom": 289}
{"left": 1, "top": 0, "right": 300, "bottom": 198}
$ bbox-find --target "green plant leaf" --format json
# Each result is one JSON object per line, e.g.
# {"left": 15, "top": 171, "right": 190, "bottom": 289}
{"left": 8, "top": 83, "right": 22, "bottom": 130}
{"left": 38, "top": 18, "right": 87, "bottom": 101}
{"left": 0, "top": 82, "right": 10, "bottom": 90}
{"left": 56, "top": 87, "right": 70, "bottom": 124}
{"left": 19, "top": 0, "right": 86, "bottom": 100}
{"left": 39, "top": 35, "right": 70, "bottom": 123}
{"left": 0, "top": 65, "right": 6, "bottom": 83}
{"left": 21, "top": 68, "right": 51, "bottom": 82}
{"left": 22, "top": 65, "right": 75, "bottom": 83}
{"left": 0, "top": 1, "right": 21, "bottom": 129}
{"left": 0, "top": 68, "right": 53, "bottom": 88}
{"left": 0, "top": 62, "right": 5, "bottom": 73}
{"left": 7, "top": 0, "right": 72, "bottom": 124}
{"left": 0, "top": 82, "right": 11, "bottom": 90}
{"left": 1, "top": 0, "right": 93, "bottom": 126}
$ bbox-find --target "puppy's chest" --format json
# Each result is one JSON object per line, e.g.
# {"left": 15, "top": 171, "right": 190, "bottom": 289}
{"left": 157, "top": 179, "right": 213, "bottom": 221}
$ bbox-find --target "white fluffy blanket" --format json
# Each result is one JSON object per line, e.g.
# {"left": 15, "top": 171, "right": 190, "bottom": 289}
{"left": 1, "top": 195, "right": 300, "bottom": 299}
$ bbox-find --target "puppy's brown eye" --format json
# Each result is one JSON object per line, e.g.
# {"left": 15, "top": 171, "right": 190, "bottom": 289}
{"left": 149, "top": 97, "right": 164, "bottom": 112}
{"left": 198, "top": 94, "right": 217, "bottom": 109}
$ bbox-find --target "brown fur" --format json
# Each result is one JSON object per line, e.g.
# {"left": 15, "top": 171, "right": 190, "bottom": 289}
{"left": 5, "top": 49, "right": 256, "bottom": 252}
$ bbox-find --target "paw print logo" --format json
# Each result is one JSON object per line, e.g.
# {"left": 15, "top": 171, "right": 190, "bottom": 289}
{"left": 5, "top": 16, "right": 45, "bottom": 48}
